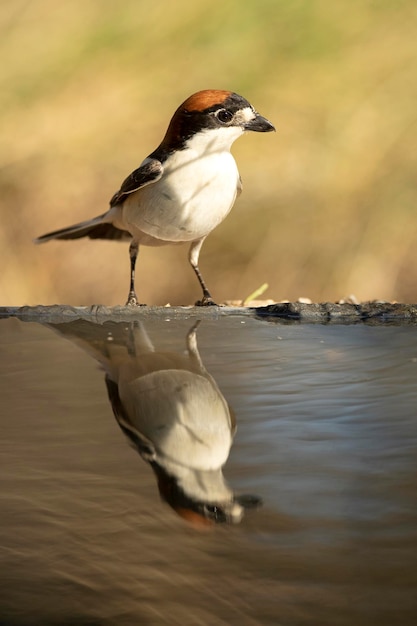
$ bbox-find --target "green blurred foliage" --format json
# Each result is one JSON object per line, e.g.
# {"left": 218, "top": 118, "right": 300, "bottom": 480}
{"left": 0, "top": 0, "right": 416, "bottom": 305}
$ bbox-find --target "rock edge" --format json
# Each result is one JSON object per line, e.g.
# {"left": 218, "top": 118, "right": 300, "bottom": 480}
{"left": 0, "top": 302, "right": 416, "bottom": 325}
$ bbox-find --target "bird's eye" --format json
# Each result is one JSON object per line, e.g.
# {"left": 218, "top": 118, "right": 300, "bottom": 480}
{"left": 215, "top": 109, "right": 233, "bottom": 124}
{"left": 205, "top": 504, "right": 218, "bottom": 514}
{"left": 203, "top": 504, "right": 227, "bottom": 522}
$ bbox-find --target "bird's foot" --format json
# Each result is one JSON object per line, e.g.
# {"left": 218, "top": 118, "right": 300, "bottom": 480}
{"left": 194, "top": 296, "right": 218, "bottom": 306}
{"left": 126, "top": 293, "right": 145, "bottom": 306}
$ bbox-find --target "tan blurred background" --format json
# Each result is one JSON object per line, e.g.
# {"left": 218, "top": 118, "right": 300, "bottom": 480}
{"left": 1, "top": 0, "right": 416, "bottom": 306}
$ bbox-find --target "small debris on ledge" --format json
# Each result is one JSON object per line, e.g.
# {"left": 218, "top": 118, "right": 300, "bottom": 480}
{"left": 224, "top": 299, "right": 276, "bottom": 308}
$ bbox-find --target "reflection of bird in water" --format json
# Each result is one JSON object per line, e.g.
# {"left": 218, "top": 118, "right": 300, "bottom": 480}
{"left": 46, "top": 319, "right": 261, "bottom": 526}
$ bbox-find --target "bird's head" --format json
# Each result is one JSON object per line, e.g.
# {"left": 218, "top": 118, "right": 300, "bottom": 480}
{"left": 160, "top": 89, "right": 275, "bottom": 153}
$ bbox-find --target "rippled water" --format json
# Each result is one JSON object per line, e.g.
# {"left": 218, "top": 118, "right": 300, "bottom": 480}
{"left": 1, "top": 314, "right": 416, "bottom": 625}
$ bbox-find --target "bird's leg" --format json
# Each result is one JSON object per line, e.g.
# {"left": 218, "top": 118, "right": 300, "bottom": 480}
{"left": 126, "top": 241, "right": 144, "bottom": 306}
{"left": 189, "top": 239, "right": 217, "bottom": 306}
{"left": 186, "top": 320, "right": 209, "bottom": 373}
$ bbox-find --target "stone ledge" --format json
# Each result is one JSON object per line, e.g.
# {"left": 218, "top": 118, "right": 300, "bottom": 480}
{"left": 253, "top": 301, "right": 417, "bottom": 323}
{"left": 1, "top": 301, "right": 416, "bottom": 325}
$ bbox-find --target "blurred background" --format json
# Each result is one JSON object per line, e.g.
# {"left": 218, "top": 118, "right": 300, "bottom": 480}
{"left": 1, "top": 0, "right": 416, "bottom": 306}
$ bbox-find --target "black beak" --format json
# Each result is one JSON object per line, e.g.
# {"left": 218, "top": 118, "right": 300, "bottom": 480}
{"left": 234, "top": 494, "right": 263, "bottom": 509}
{"left": 244, "top": 113, "right": 275, "bottom": 133}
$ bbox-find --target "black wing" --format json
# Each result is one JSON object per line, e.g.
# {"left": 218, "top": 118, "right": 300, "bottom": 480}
{"left": 110, "top": 158, "right": 163, "bottom": 207}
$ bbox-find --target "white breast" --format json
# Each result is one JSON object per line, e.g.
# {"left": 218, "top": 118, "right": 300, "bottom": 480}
{"left": 120, "top": 369, "right": 233, "bottom": 470}
{"left": 121, "top": 131, "right": 241, "bottom": 244}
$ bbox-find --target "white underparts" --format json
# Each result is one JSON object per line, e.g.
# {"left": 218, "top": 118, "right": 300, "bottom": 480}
{"left": 118, "top": 127, "right": 243, "bottom": 245}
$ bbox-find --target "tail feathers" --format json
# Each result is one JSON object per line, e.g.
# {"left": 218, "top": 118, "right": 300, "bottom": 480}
{"left": 34, "top": 214, "right": 131, "bottom": 243}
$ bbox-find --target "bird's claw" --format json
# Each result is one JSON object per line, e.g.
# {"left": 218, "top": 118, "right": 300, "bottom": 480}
{"left": 194, "top": 297, "right": 218, "bottom": 307}
{"left": 126, "top": 294, "right": 145, "bottom": 306}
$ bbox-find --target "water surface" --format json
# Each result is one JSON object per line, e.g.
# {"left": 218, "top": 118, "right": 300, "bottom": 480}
{"left": 1, "top": 315, "right": 416, "bottom": 625}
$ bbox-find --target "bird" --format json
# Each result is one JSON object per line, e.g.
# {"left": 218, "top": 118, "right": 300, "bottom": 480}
{"left": 46, "top": 318, "right": 261, "bottom": 525}
{"left": 35, "top": 89, "right": 275, "bottom": 306}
